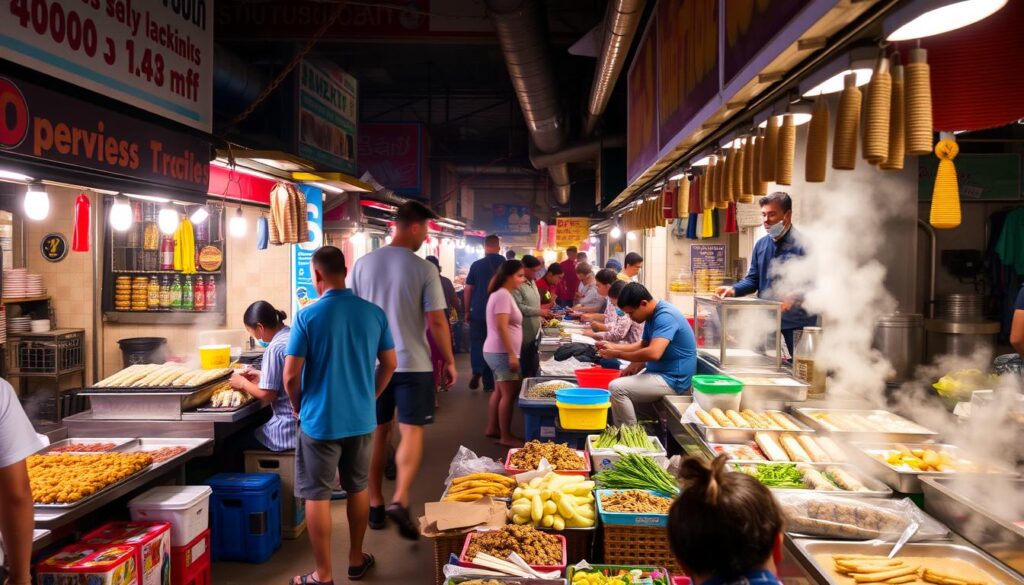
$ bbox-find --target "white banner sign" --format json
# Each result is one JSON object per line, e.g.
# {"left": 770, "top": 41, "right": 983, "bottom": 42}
{"left": 1, "top": 0, "right": 214, "bottom": 132}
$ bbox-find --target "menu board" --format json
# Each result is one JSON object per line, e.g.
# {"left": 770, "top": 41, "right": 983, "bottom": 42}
{"left": 690, "top": 244, "right": 726, "bottom": 273}
{"left": 555, "top": 217, "right": 590, "bottom": 249}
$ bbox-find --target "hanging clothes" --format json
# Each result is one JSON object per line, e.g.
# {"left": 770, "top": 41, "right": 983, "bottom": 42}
{"left": 173, "top": 218, "right": 197, "bottom": 274}
{"left": 702, "top": 208, "right": 714, "bottom": 239}
{"left": 257, "top": 216, "right": 269, "bottom": 250}
{"left": 268, "top": 182, "right": 311, "bottom": 245}
{"left": 686, "top": 176, "right": 701, "bottom": 240}
{"left": 724, "top": 202, "right": 738, "bottom": 234}
{"left": 711, "top": 207, "right": 721, "bottom": 238}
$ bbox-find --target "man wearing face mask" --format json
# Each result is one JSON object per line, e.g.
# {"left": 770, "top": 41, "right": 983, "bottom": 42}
{"left": 715, "top": 192, "right": 815, "bottom": 355}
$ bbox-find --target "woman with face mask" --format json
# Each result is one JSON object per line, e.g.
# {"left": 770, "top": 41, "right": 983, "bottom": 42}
{"left": 230, "top": 301, "right": 297, "bottom": 454}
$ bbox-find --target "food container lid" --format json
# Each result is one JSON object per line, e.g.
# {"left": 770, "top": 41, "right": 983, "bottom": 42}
{"left": 128, "top": 485, "right": 211, "bottom": 510}
{"left": 205, "top": 472, "right": 279, "bottom": 491}
{"left": 692, "top": 375, "right": 744, "bottom": 394}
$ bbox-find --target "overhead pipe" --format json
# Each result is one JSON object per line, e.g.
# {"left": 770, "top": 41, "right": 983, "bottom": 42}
{"left": 213, "top": 46, "right": 267, "bottom": 105}
{"left": 529, "top": 136, "right": 626, "bottom": 169}
{"left": 486, "top": 0, "right": 571, "bottom": 204}
{"left": 584, "top": 0, "right": 646, "bottom": 136}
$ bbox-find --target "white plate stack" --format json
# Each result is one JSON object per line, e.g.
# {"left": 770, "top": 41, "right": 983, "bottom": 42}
{"left": 25, "top": 274, "right": 45, "bottom": 297}
{"left": 30, "top": 319, "right": 50, "bottom": 333}
{"left": 0, "top": 308, "right": 7, "bottom": 344}
{"left": 8, "top": 316, "right": 31, "bottom": 334}
{"left": 3, "top": 268, "right": 27, "bottom": 298}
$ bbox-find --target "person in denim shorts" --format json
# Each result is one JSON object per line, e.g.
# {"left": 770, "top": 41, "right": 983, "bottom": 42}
{"left": 484, "top": 259, "right": 527, "bottom": 447}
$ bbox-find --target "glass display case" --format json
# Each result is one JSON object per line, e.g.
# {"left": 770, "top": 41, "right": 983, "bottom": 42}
{"left": 693, "top": 295, "right": 783, "bottom": 370}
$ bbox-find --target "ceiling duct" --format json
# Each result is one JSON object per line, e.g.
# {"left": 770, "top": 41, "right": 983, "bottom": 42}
{"left": 486, "top": 0, "right": 571, "bottom": 204}
{"left": 530, "top": 136, "right": 626, "bottom": 169}
{"left": 214, "top": 46, "right": 268, "bottom": 105}
{"left": 584, "top": 0, "right": 646, "bottom": 136}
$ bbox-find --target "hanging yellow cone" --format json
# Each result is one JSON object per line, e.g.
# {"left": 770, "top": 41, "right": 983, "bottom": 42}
{"left": 930, "top": 139, "right": 961, "bottom": 229}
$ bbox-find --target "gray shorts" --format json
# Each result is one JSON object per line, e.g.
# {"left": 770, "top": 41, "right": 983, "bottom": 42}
{"left": 296, "top": 430, "right": 373, "bottom": 500}
{"left": 484, "top": 352, "right": 522, "bottom": 382}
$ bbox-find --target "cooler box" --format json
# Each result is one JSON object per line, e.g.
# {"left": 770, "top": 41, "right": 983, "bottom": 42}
{"left": 244, "top": 450, "right": 305, "bottom": 539}
{"left": 205, "top": 472, "right": 281, "bottom": 563}
{"left": 171, "top": 529, "right": 210, "bottom": 585}
{"left": 37, "top": 544, "right": 139, "bottom": 585}
{"left": 521, "top": 401, "right": 558, "bottom": 441}
{"left": 128, "top": 486, "right": 212, "bottom": 547}
{"left": 79, "top": 522, "right": 171, "bottom": 585}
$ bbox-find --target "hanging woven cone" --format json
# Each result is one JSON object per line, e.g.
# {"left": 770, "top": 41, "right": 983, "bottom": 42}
{"left": 677, "top": 176, "right": 690, "bottom": 214}
{"left": 805, "top": 96, "right": 829, "bottom": 182}
{"left": 753, "top": 132, "right": 768, "bottom": 196}
{"left": 906, "top": 48, "right": 933, "bottom": 156}
{"left": 701, "top": 164, "right": 712, "bottom": 210}
{"left": 863, "top": 56, "right": 892, "bottom": 164}
{"left": 723, "top": 151, "right": 734, "bottom": 203}
{"left": 706, "top": 157, "right": 718, "bottom": 207}
{"left": 833, "top": 72, "right": 862, "bottom": 170}
{"left": 716, "top": 152, "right": 729, "bottom": 208}
{"left": 881, "top": 61, "right": 906, "bottom": 170}
{"left": 761, "top": 116, "right": 779, "bottom": 182}
{"left": 731, "top": 143, "right": 745, "bottom": 201}
{"left": 742, "top": 137, "right": 754, "bottom": 197}
{"left": 930, "top": 139, "right": 961, "bottom": 229}
{"left": 776, "top": 114, "right": 796, "bottom": 185}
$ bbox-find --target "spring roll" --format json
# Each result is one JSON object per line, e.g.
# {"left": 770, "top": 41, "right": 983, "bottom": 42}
{"left": 826, "top": 466, "right": 870, "bottom": 492}
{"left": 797, "top": 435, "right": 830, "bottom": 463}
{"left": 780, "top": 433, "right": 813, "bottom": 462}
{"left": 798, "top": 465, "right": 838, "bottom": 491}
{"left": 755, "top": 432, "right": 789, "bottom": 462}
{"left": 725, "top": 409, "right": 750, "bottom": 428}
{"left": 695, "top": 409, "right": 719, "bottom": 427}
{"left": 768, "top": 411, "right": 802, "bottom": 431}
{"left": 815, "top": 436, "right": 847, "bottom": 463}
{"left": 710, "top": 408, "right": 732, "bottom": 427}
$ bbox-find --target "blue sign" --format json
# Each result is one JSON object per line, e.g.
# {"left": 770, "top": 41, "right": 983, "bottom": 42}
{"left": 291, "top": 185, "right": 324, "bottom": 316}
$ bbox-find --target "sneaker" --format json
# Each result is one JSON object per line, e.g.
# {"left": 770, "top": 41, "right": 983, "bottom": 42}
{"left": 469, "top": 374, "right": 481, "bottom": 390}
{"left": 368, "top": 505, "right": 387, "bottom": 530}
{"left": 385, "top": 503, "right": 420, "bottom": 541}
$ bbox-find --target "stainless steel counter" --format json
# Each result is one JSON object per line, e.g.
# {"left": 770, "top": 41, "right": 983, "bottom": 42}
{"left": 63, "top": 401, "right": 268, "bottom": 440}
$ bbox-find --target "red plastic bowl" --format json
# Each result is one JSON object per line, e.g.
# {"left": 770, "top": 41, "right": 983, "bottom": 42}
{"left": 574, "top": 368, "right": 621, "bottom": 390}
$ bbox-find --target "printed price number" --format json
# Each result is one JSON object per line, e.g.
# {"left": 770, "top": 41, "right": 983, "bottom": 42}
{"left": 9, "top": 0, "right": 101, "bottom": 59}
{"left": 125, "top": 40, "right": 165, "bottom": 87}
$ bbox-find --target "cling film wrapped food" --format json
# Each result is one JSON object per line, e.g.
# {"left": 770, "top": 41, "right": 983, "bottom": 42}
{"left": 777, "top": 492, "right": 948, "bottom": 541}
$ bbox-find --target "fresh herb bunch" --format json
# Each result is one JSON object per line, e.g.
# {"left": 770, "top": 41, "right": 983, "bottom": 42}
{"left": 592, "top": 453, "right": 678, "bottom": 494}
{"left": 593, "top": 424, "right": 656, "bottom": 450}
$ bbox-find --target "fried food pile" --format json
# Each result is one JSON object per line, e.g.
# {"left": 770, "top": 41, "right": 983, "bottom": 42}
{"left": 466, "top": 525, "right": 563, "bottom": 566}
{"left": 509, "top": 441, "right": 586, "bottom": 471}
{"left": 29, "top": 453, "right": 154, "bottom": 504}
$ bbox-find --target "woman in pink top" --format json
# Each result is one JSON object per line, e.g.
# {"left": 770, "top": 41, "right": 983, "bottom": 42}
{"left": 483, "top": 259, "right": 526, "bottom": 447}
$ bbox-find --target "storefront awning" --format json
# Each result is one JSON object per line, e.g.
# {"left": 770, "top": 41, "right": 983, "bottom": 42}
{"left": 291, "top": 172, "right": 374, "bottom": 194}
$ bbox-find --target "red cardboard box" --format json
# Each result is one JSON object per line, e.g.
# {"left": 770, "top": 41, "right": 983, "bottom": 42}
{"left": 80, "top": 522, "right": 171, "bottom": 585}
{"left": 37, "top": 545, "right": 138, "bottom": 585}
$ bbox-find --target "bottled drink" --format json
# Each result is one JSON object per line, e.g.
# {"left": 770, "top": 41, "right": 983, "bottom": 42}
{"left": 147, "top": 276, "right": 160, "bottom": 311}
{"left": 205, "top": 277, "right": 216, "bottom": 311}
{"left": 182, "top": 276, "right": 194, "bottom": 311}
{"left": 160, "top": 237, "right": 174, "bottom": 270}
{"left": 158, "top": 276, "right": 171, "bottom": 310}
{"left": 793, "top": 327, "right": 826, "bottom": 398}
{"left": 169, "top": 276, "right": 182, "bottom": 310}
{"left": 193, "top": 276, "right": 205, "bottom": 311}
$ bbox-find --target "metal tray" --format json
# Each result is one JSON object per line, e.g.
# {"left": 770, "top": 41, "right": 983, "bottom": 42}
{"left": 37, "top": 437, "right": 136, "bottom": 455}
{"left": 122, "top": 437, "right": 214, "bottom": 468}
{"left": 32, "top": 457, "right": 154, "bottom": 509}
{"left": 793, "top": 408, "right": 939, "bottom": 443}
{"left": 793, "top": 539, "right": 1024, "bottom": 585}
{"left": 852, "top": 442, "right": 1020, "bottom": 493}
{"left": 732, "top": 374, "right": 809, "bottom": 403}
{"left": 83, "top": 372, "right": 231, "bottom": 394}
{"left": 922, "top": 476, "right": 1024, "bottom": 576}
{"left": 519, "top": 377, "right": 575, "bottom": 405}
{"left": 685, "top": 405, "right": 816, "bottom": 443}
{"left": 732, "top": 463, "right": 893, "bottom": 498}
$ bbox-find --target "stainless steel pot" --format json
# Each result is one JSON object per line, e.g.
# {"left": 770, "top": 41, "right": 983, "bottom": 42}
{"left": 873, "top": 312, "right": 924, "bottom": 383}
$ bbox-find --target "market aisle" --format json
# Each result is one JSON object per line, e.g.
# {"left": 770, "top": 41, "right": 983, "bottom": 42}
{"left": 211, "top": 353, "right": 510, "bottom": 584}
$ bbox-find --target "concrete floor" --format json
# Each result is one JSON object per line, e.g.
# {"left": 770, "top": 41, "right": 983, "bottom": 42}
{"left": 211, "top": 353, "right": 512, "bottom": 585}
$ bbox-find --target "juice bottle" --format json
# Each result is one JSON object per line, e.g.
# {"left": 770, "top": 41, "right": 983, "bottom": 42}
{"left": 193, "top": 276, "right": 205, "bottom": 311}
{"left": 170, "top": 276, "right": 182, "bottom": 310}
{"left": 182, "top": 276, "right": 194, "bottom": 311}
{"left": 205, "top": 277, "right": 216, "bottom": 311}
{"left": 158, "top": 276, "right": 170, "bottom": 310}
{"left": 147, "top": 276, "right": 160, "bottom": 311}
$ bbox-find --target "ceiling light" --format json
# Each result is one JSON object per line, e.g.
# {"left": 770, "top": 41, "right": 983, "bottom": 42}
{"left": 758, "top": 112, "right": 813, "bottom": 128}
{"left": 690, "top": 156, "right": 712, "bottom": 167}
{"left": 610, "top": 225, "right": 622, "bottom": 239}
{"left": 626, "top": 231, "right": 637, "bottom": 241}
{"left": 190, "top": 206, "right": 209, "bottom": 224}
{"left": 885, "top": 0, "right": 1006, "bottom": 41}
{"left": 0, "top": 170, "right": 33, "bottom": 183}
{"left": 802, "top": 68, "right": 872, "bottom": 97}
{"left": 158, "top": 207, "right": 180, "bottom": 234}
{"left": 23, "top": 183, "right": 49, "bottom": 220}
{"left": 124, "top": 193, "right": 171, "bottom": 204}
{"left": 668, "top": 172, "right": 686, "bottom": 181}
{"left": 229, "top": 207, "right": 247, "bottom": 238}
{"left": 351, "top": 229, "right": 366, "bottom": 244}
{"left": 109, "top": 198, "right": 133, "bottom": 232}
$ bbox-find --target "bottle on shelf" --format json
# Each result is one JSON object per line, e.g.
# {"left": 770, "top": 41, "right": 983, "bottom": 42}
{"left": 205, "top": 276, "right": 216, "bottom": 311}
{"left": 182, "top": 275, "right": 193, "bottom": 311}
{"left": 158, "top": 276, "right": 171, "bottom": 310}
{"left": 194, "top": 276, "right": 205, "bottom": 312}
{"left": 147, "top": 276, "right": 160, "bottom": 311}
{"left": 160, "top": 237, "right": 174, "bottom": 271}
{"left": 793, "top": 327, "right": 826, "bottom": 398}
{"left": 170, "top": 276, "right": 182, "bottom": 310}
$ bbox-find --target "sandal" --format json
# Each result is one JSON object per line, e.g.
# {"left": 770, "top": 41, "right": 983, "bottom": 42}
{"left": 348, "top": 554, "right": 376, "bottom": 581}
{"left": 290, "top": 571, "right": 332, "bottom": 585}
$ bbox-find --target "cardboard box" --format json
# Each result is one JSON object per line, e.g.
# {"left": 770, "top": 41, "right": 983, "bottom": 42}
{"left": 36, "top": 545, "right": 138, "bottom": 585}
{"left": 80, "top": 522, "right": 171, "bottom": 585}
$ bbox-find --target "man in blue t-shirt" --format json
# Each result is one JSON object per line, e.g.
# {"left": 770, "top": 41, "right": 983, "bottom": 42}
{"left": 464, "top": 234, "right": 504, "bottom": 391}
{"left": 598, "top": 283, "right": 696, "bottom": 425}
{"left": 284, "top": 246, "right": 397, "bottom": 585}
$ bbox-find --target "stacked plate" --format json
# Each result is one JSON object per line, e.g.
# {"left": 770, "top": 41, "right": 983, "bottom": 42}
{"left": 31, "top": 319, "right": 51, "bottom": 333}
{"left": 2, "top": 269, "right": 46, "bottom": 298}
{"left": 25, "top": 274, "right": 45, "bottom": 297}
{"left": 8, "top": 316, "right": 31, "bottom": 334}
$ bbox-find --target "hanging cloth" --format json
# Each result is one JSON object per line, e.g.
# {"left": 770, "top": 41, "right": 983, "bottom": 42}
{"left": 173, "top": 218, "right": 197, "bottom": 274}
{"left": 702, "top": 208, "right": 714, "bottom": 239}
{"left": 257, "top": 215, "right": 269, "bottom": 250}
{"left": 711, "top": 207, "right": 721, "bottom": 238}
{"left": 724, "top": 202, "right": 738, "bottom": 234}
{"left": 72, "top": 194, "right": 90, "bottom": 252}
{"left": 268, "top": 182, "right": 311, "bottom": 245}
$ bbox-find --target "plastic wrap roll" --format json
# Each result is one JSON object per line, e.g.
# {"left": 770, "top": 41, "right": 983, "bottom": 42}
{"left": 906, "top": 48, "right": 933, "bottom": 156}
{"left": 805, "top": 96, "right": 829, "bottom": 182}
{"left": 832, "top": 73, "right": 862, "bottom": 170}
{"left": 863, "top": 57, "right": 892, "bottom": 164}
{"left": 742, "top": 137, "right": 754, "bottom": 197}
{"left": 881, "top": 62, "right": 906, "bottom": 170}
{"left": 930, "top": 139, "right": 960, "bottom": 228}
{"left": 776, "top": 114, "right": 796, "bottom": 185}
{"left": 761, "top": 115, "right": 779, "bottom": 182}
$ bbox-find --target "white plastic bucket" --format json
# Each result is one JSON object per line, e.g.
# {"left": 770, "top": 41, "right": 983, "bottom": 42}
{"left": 128, "top": 485, "right": 212, "bottom": 547}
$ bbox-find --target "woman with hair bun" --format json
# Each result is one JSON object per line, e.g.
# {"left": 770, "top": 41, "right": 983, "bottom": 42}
{"left": 669, "top": 454, "right": 784, "bottom": 585}
{"left": 230, "top": 300, "right": 297, "bottom": 453}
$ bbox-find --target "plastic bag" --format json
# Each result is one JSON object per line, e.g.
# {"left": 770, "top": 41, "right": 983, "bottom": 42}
{"left": 445, "top": 446, "right": 508, "bottom": 487}
{"left": 775, "top": 492, "right": 948, "bottom": 542}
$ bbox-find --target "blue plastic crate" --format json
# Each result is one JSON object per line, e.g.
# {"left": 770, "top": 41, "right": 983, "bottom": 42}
{"left": 522, "top": 401, "right": 558, "bottom": 441}
{"left": 595, "top": 489, "right": 673, "bottom": 527}
{"left": 205, "top": 472, "right": 281, "bottom": 563}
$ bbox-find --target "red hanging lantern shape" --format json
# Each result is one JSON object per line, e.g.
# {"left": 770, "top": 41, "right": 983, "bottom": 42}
{"left": 72, "top": 194, "right": 90, "bottom": 252}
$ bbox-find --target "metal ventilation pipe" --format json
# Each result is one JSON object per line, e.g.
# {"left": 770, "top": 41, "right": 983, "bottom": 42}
{"left": 584, "top": 0, "right": 646, "bottom": 136}
{"left": 214, "top": 46, "right": 267, "bottom": 105}
{"left": 486, "top": 0, "right": 571, "bottom": 204}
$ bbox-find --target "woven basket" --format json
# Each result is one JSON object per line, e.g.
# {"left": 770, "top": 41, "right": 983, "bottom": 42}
{"left": 832, "top": 72, "right": 862, "bottom": 170}
{"left": 731, "top": 143, "right": 744, "bottom": 200}
{"left": 716, "top": 152, "right": 729, "bottom": 208}
{"left": 805, "top": 96, "right": 829, "bottom": 182}
{"left": 432, "top": 532, "right": 470, "bottom": 585}
{"left": 677, "top": 176, "right": 690, "bottom": 213}
{"left": 881, "top": 62, "right": 906, "bottom": 170}
{"left": 722, "top": 152, "right": 734, "bottom": 203}
{"left": 761, "top": 115, "right": 779, "bottom": 182}
{"left": 906, "top": 48, "right": 933, "bottom": 156}
{"left": 775, "top": 114, "right": 796, "bottom": 185}
{"left": 542, "top": 528, "right": 594, "bottom": 565}
{"left": 742, "top": 136, "right": 755, "bottom": 197}
{"left": 863, "top": 57, "right": 892, "bottom": 164}
{"left": 706, "top": 158, "right": 719, "bottom": 208}
{"left": 700, "top": 168, "right": 712, "bottom": 210}
{"left": 930, "top": 139, "right": 961, "bottom": 228}
{"left": 754, "top": 131, "right": 768, "bottom": 196}
{"left": 603, "top": 524, "right": 684, "bottom": 576}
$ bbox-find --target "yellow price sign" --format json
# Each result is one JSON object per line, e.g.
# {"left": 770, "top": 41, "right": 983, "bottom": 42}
{"left": 555, "top": 217, "right": 590, "bottom": 249}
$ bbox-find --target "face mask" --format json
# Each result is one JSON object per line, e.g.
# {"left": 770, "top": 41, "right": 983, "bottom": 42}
{"left": 767, "top": 221, "right": 787, "bottom": 239}
{"left": 255, "top": 338, "right": 269, "bottom": 348}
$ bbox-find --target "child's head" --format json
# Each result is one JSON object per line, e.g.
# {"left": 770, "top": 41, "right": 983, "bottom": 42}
{"left": 668, "top": 455, "right": 783, "bottom": 581}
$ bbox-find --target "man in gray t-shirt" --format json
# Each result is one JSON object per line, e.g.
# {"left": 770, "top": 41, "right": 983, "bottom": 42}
{"left": 0, "top": 379, "right": 43, "bottom": 585}
{"left": 348, "top": 200, "right": 455, "bottom": 541}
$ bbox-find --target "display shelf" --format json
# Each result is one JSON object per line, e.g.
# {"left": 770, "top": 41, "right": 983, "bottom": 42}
{"left": 3, "top": 295, "right": 50, "bottom": 304}
{"left": 103, "top": 311, "right": 226, "bottom": 325}
{"left": 111, "top": 270, "right": 222, "bottom": 275}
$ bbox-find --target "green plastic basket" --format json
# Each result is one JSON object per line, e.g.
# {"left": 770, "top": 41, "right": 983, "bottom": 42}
{"left": 691, "top": 375, "right": 743, "bottom": 394}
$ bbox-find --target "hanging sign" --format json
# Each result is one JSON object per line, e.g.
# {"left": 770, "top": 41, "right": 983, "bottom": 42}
{"left": 555, "top": 217, "right": 590, "bottom": 249}
{"left": 0, "top": 0, "right": 214, "bottom": 132}
{"left": 690, "top": 244, "right": 726, "bottom": 273}
{"left": 358, "top": 123, "right": 424, "bottom": 194}
{"left": 291, "top": 185, "right": 324, "bottom": 316}
{"left": 41, "top": 233, "right": 68, "bottom": 262}
{"left": 296, "top": 60, "right": 358, "bottom": 174}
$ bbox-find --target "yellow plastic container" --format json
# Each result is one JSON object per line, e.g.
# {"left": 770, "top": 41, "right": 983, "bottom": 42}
{"left": 198, "top": 345, "right": 231, "bottom": 369}
{"left": 556, "top": 401, "right": 611, "bottom": 430}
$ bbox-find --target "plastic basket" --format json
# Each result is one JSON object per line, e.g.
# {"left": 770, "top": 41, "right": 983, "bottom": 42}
{"left": 556, "top": 401, "right": 610, "bottom": 431}
{"left": 595, "top": 490, "right": 672, "bottom": 527}
{"left": 555, "top": 388, "right": 610, "bottom": 405}
{"left": 567, "top": 564, "right": 671, "bottom": 584}
{"left": 460, "top": 531, "right": 568, "bottom": 574}
{"left": 9, "top": 329, "right": 84, "bottom": 375}
{"left": 505, "top": 448, "right": 591, "bottom": 476}
{"left": 602, "top": 525, "right": 683, "bottom": 575}
{"left": 575, "top": 368, "right": 621, "bottom": 389}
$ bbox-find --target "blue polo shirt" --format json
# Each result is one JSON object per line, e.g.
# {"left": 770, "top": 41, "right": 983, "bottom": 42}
{"left": 467, "top": 253, "right": 505, "bottom": 322}
{"left": 286, "top": 289, "right": 395, "bottom": 441}
{"left": 732, "top": 227, "right": 817, "bottom": 330}
{"left": 642, "top": 300, "right": 697, "bottom": 392}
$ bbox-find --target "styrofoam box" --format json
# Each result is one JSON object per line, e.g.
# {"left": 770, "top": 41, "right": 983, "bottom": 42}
{"left": 129, "top": 485, "right": 212, "bottom": 547}
{"left": 586, "top": 435, "right": 668, "bottom": 471}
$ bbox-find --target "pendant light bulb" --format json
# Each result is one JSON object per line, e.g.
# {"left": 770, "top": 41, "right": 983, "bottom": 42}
{"left": 229, "top": 207, "right": 247, "bottom": 237}
{"left": 886, "top": 0, "right": 1007, "bottom": 41}
{"left": 23, "top": 183, "right": 49, "bottom": 221}
{"left": 610, "top": 225, "right": 622, "bottom": 239}
{"left": 351, "top": 229, "right": 365, "bottom": 244}
{"left": 189, "top": 206, "right": 209, "bottom": 224}
{"left": 626, "top": 231, "right": 637, "bottom": 241}
{"left": 158, "top": 207, "right": 180, "bottom": 234}
{"left": 109, "top": 198, "right": 133, "bottom": 232}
